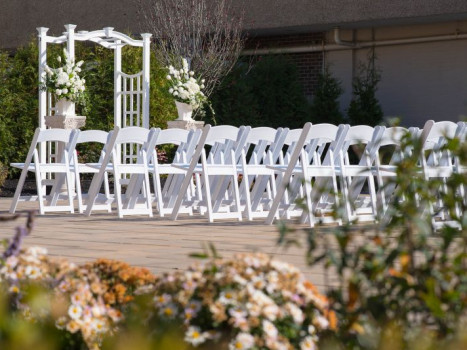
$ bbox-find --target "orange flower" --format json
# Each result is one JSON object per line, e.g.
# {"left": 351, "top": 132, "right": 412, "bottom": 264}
{"left": 324, "top": 309, "right": 338, "bottom": 330}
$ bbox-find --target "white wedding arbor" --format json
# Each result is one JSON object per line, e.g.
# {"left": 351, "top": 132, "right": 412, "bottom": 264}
{"left": 37, "top": 24, "right": 152, "bottom": 160}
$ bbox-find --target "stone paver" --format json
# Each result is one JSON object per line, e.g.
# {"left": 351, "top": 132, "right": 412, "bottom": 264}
{"left": 0, "top": 198, "right": 334, "bottom": 291}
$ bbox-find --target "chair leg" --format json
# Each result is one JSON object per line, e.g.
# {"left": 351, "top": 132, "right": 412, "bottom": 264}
{"left": 242, "top": 172, "right": 253, "bottom": 221}
{"left": 104, "top": 172, "right": 112, "bottom": 213}
{"left": 76, "top": 172, "right": 84, "bottom": 214}
{"left": 65, "top": 171, "right": 74, "bottom": 214}
{"left": 154, "top": 174, "right": 165, "bottom": 217}
{"left": 9, "top": 166, "right": 29, "bottom": 214}
{"left": 143, "top": 171, "right": 153, "bottom": 217}
{"left": 36, "top": 170, "right": 45, "bottom": 215}
{"left": 114, "top": 172, "right": 124, "bottom": 219}
{"left": 232, "top": 174, "right": 243, "bottom": 221}
{"left": 202, "top": 171, "right": 214, "bottom": 223}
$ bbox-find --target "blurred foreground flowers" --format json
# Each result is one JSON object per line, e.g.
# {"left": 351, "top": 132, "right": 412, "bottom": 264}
{"left": 0, "top": 212, "right": 332, "bottom": 350}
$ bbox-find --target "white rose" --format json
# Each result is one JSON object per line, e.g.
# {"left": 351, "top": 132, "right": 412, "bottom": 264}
{"left": 56, "top": 89, "right": 62, "bottom": 95}
{"left": 56, "top": 71, "right": 69, "bottom": 85}
{"left": 166, "top": 75, "right": 171, "bottom": 80}
{"left": 169, "top": 88, "right": 174, "bottom": 94}
{"left": 62, "top": 88, "right": 68, "bottom": 94}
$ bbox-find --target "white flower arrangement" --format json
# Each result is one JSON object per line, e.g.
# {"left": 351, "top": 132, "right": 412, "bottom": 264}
{"left": 41, "top": 49, "right": 86, "bottom": 103}
{"left": 166, "top": 58, "right": 206, "bottom": 109}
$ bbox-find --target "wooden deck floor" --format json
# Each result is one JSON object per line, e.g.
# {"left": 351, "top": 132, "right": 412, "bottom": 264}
{"left": 0, "top": 198, "right": 333, "bottom": 291}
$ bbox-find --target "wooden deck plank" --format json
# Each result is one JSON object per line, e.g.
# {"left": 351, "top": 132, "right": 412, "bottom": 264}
{"left": 0, "top": 198, "right": 338, "bottom": 291}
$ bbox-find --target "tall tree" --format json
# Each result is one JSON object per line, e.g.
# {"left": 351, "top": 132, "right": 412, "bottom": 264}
{"left": 137, "top": 0, "right": 245, "bottom": 97}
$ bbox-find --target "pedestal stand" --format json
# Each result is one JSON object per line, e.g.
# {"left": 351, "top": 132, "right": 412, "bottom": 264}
{"left": 45, "top": 115, "right": 86, "bottom": 194}
{"left": 167, "top": 119, "right": 204, "bottom": 130}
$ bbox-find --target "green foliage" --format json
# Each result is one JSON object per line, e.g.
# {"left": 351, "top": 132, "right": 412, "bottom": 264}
{"left": 0, "top": 162, "right": 7, "bottom": 189}
{"left": 0, "top": 42, "right": 39, "bottom": 172}
{"left": 310, "top": 67, "right": 345, "bottom": 125}
{"left": 279, "top": 130, "right": 467, "bottom": 349}
{"left": 0, "top": 38, "right": 175, "bottom": 178}
{"left": 210, "top": 56, "right": 311, "bottom": 128}
{"left": 347, "top": 52, "right": 383, "bottom": 126}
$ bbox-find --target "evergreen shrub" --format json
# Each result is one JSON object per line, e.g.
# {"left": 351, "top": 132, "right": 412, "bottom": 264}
{"left": 309, "top": 67, "right": 344, "bottom": 125}
{"left": 347, "top": 52, "right": 384, "bottom": 126}
{"left": 210, "top": 56, "right": 311, "bottom": 129}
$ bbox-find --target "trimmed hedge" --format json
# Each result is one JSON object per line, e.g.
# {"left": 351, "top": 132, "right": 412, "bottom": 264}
{"left": 210, "top": 56, "right": 311, "bottom": 129}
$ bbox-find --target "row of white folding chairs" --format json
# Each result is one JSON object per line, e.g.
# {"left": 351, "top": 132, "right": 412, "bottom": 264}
{"left": 10, "top": 120, "right": 466, "bottom": 225}
{"left": 174, "top": 120, "right": 465, "bottom": 225}
{"left": 262, "top": 120, "right": 466, "bottom": 227}
{"left": 9, "top": 126, "right": 202, "bottom": 218}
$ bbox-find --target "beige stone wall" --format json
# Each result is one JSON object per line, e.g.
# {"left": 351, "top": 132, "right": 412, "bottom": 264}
{"left": 326, "top": 21, "right": 467, "bottom": 127}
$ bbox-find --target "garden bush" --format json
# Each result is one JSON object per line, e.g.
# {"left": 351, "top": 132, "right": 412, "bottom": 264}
{"left": 309, "top": 67, "right": 345, "bottom": 125}
{"left": 347, "top": 52, "right": 384, "bottom": 126}
{"left": 210, "top": 56, "right": 311, "bottom": 129}
{"left": 0, "top": 162, "right": 7, "bottom": 189}
{"left": 279, "top": 129, "right": 467, "bottom": 349}
{"left": 0, "top": 38, "right": 175, "bottom": 177}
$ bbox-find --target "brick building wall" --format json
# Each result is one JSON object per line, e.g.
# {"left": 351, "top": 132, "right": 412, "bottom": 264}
{"left": 245, "top": 33, "right": 325, "bottom": 97}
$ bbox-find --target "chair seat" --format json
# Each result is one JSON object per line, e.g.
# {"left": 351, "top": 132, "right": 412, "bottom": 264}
{"left": 11, "top": 162, "right": 70, "bottom": 173}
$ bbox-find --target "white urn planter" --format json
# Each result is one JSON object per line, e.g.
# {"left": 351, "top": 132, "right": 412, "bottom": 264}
{"left": 55, "top": 98, "right": 76, "bottom": 117}
{"left": 175, "top": 101, "right": 194, "bottom": 121}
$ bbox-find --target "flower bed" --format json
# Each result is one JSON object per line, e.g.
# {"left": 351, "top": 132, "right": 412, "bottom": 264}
{"left": 0, "top": 213, "right": 334, "bottom": 350}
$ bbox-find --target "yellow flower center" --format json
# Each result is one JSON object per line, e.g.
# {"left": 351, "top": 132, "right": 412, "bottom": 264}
{"left": 164, "top": 307, "right": 173, "bottom": 316}
{"left": 192, "top": 331, "right": 200, "bottom": 339}
{"left": 235, "top": 342, "right": 243, "bottom": 349}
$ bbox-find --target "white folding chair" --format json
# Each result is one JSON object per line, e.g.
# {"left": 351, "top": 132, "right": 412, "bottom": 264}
{"left": 72, "top": 130, "right": 113, "bottom": 214}
{"left": 265, "top": 123, "right": 312, "bottom": 225}
{"left": 10, "top": 128, "right": 79, "bottom": 214}
{"left": 372, "top": 126, "right": 410, "bottom": 215}
{"left": 273, "top": 128, "right": 308, "bottom": 220}
{"left": 149, "top": 128, "right": 202, "bottom": 217}
{"left": 239, "top": 127, "right": 288, "bottom": 220}
{"left": 170, "top": 125, "right": 250, "bottom": 222}
{"left": 247, "top": 128, "right": 291, "bottom": 220}
{"left": 419, "top": 120, "right": 465, "bottom": 228}
{"left": 298, "top": 123, "right": 349, "bottom": 226}
{"left": 338, "top": 125, "right": 382, "bottom": 223}
{"left": 85, "top": 127, "right": 159, "bottom": 218}
{"left": 265, "top": 123, "right": 348, "bottom": 226}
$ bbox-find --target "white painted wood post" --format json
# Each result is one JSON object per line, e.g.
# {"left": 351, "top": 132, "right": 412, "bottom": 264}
{"left": 37, "top": 27, "right": 49, "bottom": 162}
{"left": 114, "top": 40, "right": 122, "bottom": 128}
{"left": 114, "top": 39, "right": 122, "bottom": 162}
{"left": 65, "top": 24, "right": 76, "bottom": 61}
{"left": 141, "top": 33, "right": 152, "bottom": 129}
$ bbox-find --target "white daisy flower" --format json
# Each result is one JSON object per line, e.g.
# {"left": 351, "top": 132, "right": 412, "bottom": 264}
{"left": 68, "top": 305, "right": 83, "bottom": 320}
{"left": 300, "top": 336, "right": 317, "bottom": 350}
{"left": 184, "top": 326, "right": 207, "bottom": 347}
{"left": 228, "top": 333, "right": 255, "bottom": 350}
{"left": 262, "top": 319, "right": 278, "bottom": 339}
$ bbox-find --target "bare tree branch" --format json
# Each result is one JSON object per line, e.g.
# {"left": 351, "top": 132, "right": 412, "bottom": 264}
{"left": 137, "top": 0, "right": 245, "bottom": 98}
